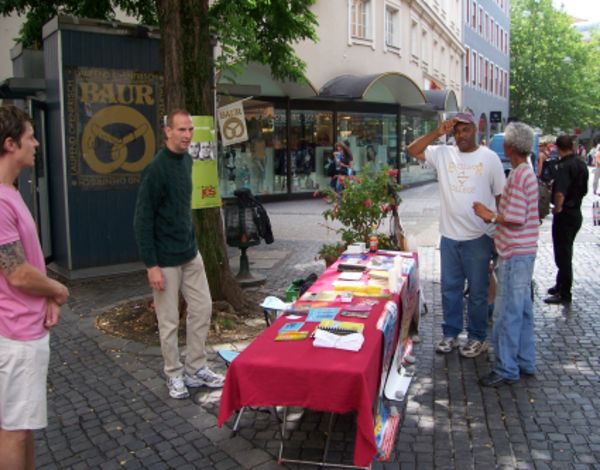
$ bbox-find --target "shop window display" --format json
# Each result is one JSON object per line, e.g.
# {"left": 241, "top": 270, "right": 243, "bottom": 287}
{"left": 217, "top": 99, "right": 287, "bottom": 197}
{"left": 399, "top": 113, "right": 438, "bottom": 185}
{"left": 290, "top": 110, "right": 333, "bottom": 193}
{"left": 336, "top": 112, "right": 397, "bottom": 175}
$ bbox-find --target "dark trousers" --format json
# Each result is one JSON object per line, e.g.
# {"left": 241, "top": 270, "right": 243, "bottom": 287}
{"left": 551, "top": 210, "right": 583, "bottom": 298}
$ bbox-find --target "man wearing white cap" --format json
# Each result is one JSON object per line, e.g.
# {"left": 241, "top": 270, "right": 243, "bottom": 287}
{"left": 407, "top": 112, "right": 505, "bottom": 358}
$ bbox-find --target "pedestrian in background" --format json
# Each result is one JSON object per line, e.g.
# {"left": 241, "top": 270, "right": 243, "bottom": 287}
{"left": 134, "top": 109, "right": 224, "bottom": 399}
{"left": 593, "top": 143, "right": 600, "bottom": 195}
{"left": 0, "top": 105, "right": 70, "bottom": 468}
{"left": 544, "top": 135, "right": 589, "bottom": 304}
{"left": 407, "top": 112, "right": 505, "bottom": 358}
{"left": 332, "top": 141, "right": 353, "bottom": 192}
{"left": 473, "top": 122, "right": 539, "bottom": 386}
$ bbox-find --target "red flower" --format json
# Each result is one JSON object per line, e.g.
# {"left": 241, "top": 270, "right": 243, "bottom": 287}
{"left": 364, "top": 199, "right": 373, "bottom": 208}
{"left": 388, "top": 169, "right": 399, "bottom": 178}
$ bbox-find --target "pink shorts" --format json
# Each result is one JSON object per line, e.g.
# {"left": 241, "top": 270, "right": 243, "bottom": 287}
{"left": 0, "top": 333, "right": 49, "bottom": 430}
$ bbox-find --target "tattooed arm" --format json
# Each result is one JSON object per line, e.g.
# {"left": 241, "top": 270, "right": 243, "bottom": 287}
{"left": 0, "top": 240, "right": 69, "bottom": 304}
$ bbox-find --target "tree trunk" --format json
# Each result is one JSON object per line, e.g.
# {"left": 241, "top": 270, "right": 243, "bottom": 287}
{"left": 156, "top": 0, "right": 246, "bottom": 311}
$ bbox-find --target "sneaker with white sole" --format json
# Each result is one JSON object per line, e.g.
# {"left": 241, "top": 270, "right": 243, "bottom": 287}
{"left": 167, "top": 375, "right": 190, "bottom": 399}
{"left": 436, "top": 336, "right": 457, "bottom": 353}
{"left": 184, "top": 366, "right": 225, "bottom": 388}
{"left": 459, "top": 339, "right": 488, "bottom": 358}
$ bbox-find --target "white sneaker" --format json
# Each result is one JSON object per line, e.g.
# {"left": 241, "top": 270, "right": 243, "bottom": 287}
{"left": 184, "top": 366, "right": 225, "bottom": 388}
{"left": 459, "top": 339, "right": 489, "bottom": 358}
{"left": 167, "top": 375, "right": 190, "bottom": 399}
{"left": 436, "top": 336, "right": 457, "bottom": 353}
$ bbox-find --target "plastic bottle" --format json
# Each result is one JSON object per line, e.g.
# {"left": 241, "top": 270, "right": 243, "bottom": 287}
{"left": 369, "top": 233, "right": 379, "bottom": 253}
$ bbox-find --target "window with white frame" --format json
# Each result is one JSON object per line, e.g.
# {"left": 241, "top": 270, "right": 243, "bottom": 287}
{"left": 471, "top": 0, "right": 477, "bottom": 28}
{"left": 465, "top": 0, "right": 470, "bottom": 24}
{"left": 485, "top": 59, "right": 489, "bottom": 91}
{"left": 433, "top": 36, "right": 440, "bottom": 74}
{"left": 351, "top": 0, "right": 372, "bottom": 40}
{"left": 471, "top": 49, "right": 477, "bottom": 85}
{"left": 495, "top": 22, "right": 499, "bottom": 48}
{"left": 479, "top": 6, "right": 483, "bottom": 34}
{"left": 385, "top": 4, "right": 400, "bottom": 50}
{"left": 495, "top": 64, "right": 499, "bottom": 94}
{"left": 479, "top": 54, "right": 484, "bottom": 88}
{"left": 410, "top": 18, "right": 419, "bottom": 59}
{"left": 440, "top": 46, "right": 447, "bottom": 81}
{"left": 421, "top": 27, "right": 430, "bottom": 69}
{"left": 499, "top": 68, "right": 503, "bottom": 97}
{"left": 465, "top": 47, "right": 470, "bottom": 84}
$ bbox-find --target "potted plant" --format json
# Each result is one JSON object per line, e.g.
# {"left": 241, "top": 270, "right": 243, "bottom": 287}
{"left": 315, "top": 165, "right": 402, "bottom": 262}
{"left": 317, "top": 242, "right": 347, "bottom": 267}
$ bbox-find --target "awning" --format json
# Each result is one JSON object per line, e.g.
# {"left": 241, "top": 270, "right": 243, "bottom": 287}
{"left": 0, "top": 78, "right": 46, "bottom": 99}
{"left": 423, "top": 89, "right": 459, "bottom": 112}
{"left": 319, "top": 72, "right": 426, "bottom": 106}
{"left": 218, "top": 63, "right": 318, "bottom": 99}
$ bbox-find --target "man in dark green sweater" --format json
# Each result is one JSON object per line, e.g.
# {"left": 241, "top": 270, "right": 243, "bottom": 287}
{"left": 134, "top": 109, "right": 224, "bottom": 399}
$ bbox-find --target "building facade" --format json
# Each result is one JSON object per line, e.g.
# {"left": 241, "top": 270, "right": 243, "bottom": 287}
{"left": 462, "top": 0, "right": 510, "bottom": 143}
{"left": 215, "top": 0, "right": 464, "bottom": 198}
{"left": 0, "top": 3, "right": 466, "bottom": 275}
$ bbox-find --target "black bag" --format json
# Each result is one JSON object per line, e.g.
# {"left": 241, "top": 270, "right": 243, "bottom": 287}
{"left": 233, "top": 188, "right": 274, "bottom": 244}
{"left": 538, "top": 180, "right": 552, "bottom": 221}
{"left": 326, "top": 160, "right": 337, "bottom": 177}
{"left": 540, "top": 155, "right": 559, "bottom": 183}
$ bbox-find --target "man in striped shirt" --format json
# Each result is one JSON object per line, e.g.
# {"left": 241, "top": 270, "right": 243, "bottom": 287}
{"left": 473, "top": 122, "right": 539, "bottom": 387}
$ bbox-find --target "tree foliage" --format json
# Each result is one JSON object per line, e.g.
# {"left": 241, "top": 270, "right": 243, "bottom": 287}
{"left": 0, "top": 0, "right": 318, "bottom": 307}
{"left": 510, "top": 0, "right": 600, "bottom": 132}
{"left": 0, "top": 1, "right": 157, "bottom": 48}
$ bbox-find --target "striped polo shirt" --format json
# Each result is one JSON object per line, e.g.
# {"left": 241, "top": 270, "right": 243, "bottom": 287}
{"left": 495, "top": 162, "right": 539, "bottom": 259}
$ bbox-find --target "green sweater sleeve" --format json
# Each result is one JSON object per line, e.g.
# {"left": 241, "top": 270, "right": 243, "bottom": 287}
{"left": 133, "top": 163, "right": 162, "bottom": 267}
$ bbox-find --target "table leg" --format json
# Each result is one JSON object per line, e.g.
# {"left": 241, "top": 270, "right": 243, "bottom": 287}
{"left": 277, "top": 410, "right": 371, "bottom": 469}
{"left": 231, "top": 407, "right": 246, "bottom": 436}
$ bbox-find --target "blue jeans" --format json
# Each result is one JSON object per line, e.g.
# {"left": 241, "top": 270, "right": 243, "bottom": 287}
{"left": 440, "top": 235, "right": 493, "bottom": 341}
{"left": 493, "top": 254, "right": 536, "bottom": 380}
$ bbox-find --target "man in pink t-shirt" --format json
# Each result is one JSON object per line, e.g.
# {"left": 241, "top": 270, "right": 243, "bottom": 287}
{"left": 0, "top": 105, "right": 69, "bottom": 469}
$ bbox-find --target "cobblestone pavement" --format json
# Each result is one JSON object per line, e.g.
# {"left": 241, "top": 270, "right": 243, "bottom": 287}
{"left": 35, "top": 179, "right": 600, "bottom": 469}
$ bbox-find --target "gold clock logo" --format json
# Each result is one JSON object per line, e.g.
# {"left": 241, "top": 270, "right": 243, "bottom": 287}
{"left": 81, "top": 105, "right": 155, "bottom": 174}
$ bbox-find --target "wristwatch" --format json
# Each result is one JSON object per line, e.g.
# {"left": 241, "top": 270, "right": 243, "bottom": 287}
{"left": 490, "top": 213, "right": 497, "bottom": 224}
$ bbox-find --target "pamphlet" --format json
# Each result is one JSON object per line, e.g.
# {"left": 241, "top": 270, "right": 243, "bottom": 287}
{"left": 278, "top": 322, "right": 304, "bottom": 333}
{"left": 338, "top": 271, "right": 364, "bottom": 281}
{"left": 306, "top": 307, "right": 340, "bottom": 322}
{"left": 315, "top": 319, "right": 365, "bottom": 335}
{"left": 275, "top": 331, "right": 310, "bottom": 341}
{"left": 300, "top": 291, "right": 338, "bottom": 302}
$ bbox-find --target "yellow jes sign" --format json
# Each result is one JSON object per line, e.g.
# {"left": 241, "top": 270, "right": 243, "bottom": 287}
{"left": 79, "top": 82, "right": 155, "bottom": 105}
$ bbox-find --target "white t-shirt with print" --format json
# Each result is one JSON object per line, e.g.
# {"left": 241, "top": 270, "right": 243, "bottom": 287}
{"left": 425, "top": 145, "right": 505, "bottom": 241}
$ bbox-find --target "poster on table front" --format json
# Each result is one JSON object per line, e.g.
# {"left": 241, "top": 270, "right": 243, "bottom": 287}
{"left": 191, "top": 116, "right": 221, "bottom": 209}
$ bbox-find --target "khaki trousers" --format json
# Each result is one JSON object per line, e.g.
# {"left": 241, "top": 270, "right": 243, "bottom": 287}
{"left": 153, "top": 253, "right": 212, "bottom": 378}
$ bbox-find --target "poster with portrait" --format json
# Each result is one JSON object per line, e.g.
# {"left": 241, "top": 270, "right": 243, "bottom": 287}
{"left": 191, "top": 115, "right": 221, "bottom": 209}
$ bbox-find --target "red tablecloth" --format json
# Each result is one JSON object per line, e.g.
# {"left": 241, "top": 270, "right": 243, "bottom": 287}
{"left": 217, "top": 255, "right": 412, "bottom": 466}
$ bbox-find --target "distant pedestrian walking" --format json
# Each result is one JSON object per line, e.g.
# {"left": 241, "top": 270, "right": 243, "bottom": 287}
{"left": 0, "top": 105, "right": 70, "bottom": 468}
{"left": 593, "top": 143, "right": 600, "bottom": 195}
{"left": 544, "top": 135, "right": 589, "bottom": 304}
{"left": 134, "top": 109, "right": 224, "bottom": 400}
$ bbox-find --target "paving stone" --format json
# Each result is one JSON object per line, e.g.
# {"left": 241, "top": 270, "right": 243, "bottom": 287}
{"left": 33, "top": 187, "right": 600, "bottom": 469}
